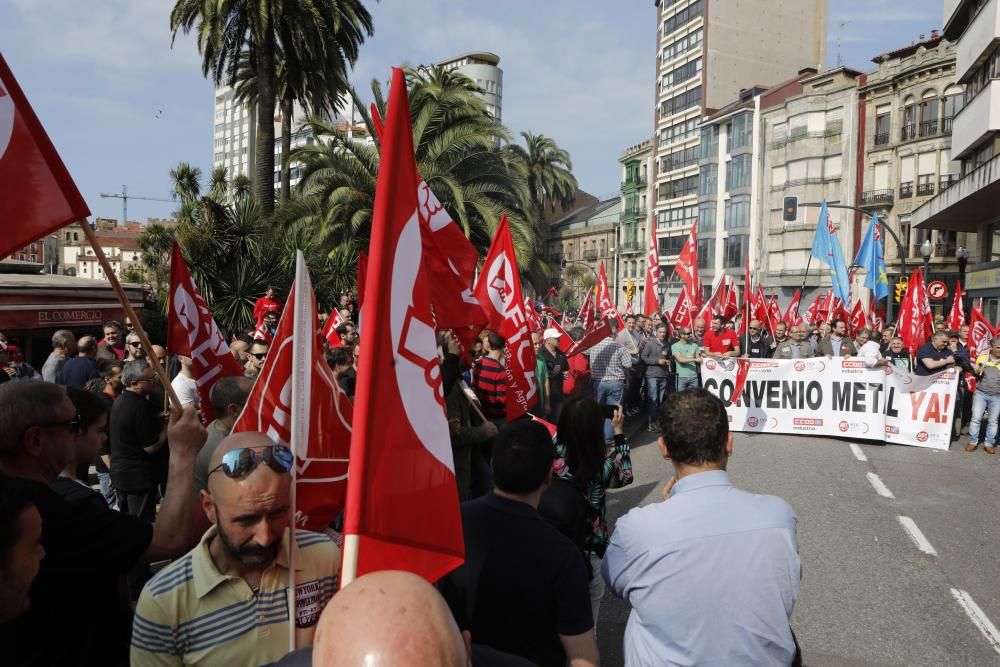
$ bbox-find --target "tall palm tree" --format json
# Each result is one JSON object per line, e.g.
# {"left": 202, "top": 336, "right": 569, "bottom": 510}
{"left": 170, "top": 0, "right": 375, "bottom": 217}
{"left": 508, "top": 131, "right": 578, "bottom": 219}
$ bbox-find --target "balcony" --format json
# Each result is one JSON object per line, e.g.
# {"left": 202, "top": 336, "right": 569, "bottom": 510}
{"left": 621, "top": 207, "right": 647, "bottom": 220}
{"left": 619, "top": 241, "right": 644, "bottom": 253}
{"left": 620, "top": 176, "right": 648, "bottom": 190}
{"left": 874, "top": 132, "right": 890, "bottom": 146}
{"left": 917, "top": 181, "right": 935, "bottom": 197}
{"left": 920, "top": 119, "right": 939, "bottom": 137}
{"left": 900, "top": 182, "right": 914, "bottom": 199}
{"left": 860, "top": 189, "right": 894, "bottom": 206}
{"left": 935, "top": 242, "right": 957, "bottom": 257}
{"left": 943, "top": 116, "right": 954, "bottom": 134}
{"left": 582, "top": 249, "right": 599, "bottom": 261}
{"left": 901, "top": 124, "right": 917, "bottom": 141}
{"left": 940, "top": 174, "right": 960, "bottom": 191}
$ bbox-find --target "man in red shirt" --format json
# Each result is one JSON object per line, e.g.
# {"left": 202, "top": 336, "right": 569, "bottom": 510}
{"left": 702, "top": 315, "right": 740, "bottom": 359}
{"left": 252, "top": 287, "right": 283, "bottom": 323}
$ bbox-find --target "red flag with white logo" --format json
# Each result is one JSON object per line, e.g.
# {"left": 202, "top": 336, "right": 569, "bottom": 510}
{"left": 343, "top": 69, "right": 463, "bottom": 584}
{"left": 722, "top": 276, "right": 739, "bottom": 321}
{"left": 869, "top": 296, "right": 885, "bottom": 333}
{"left": 675, "top": 221, "right": 702, "bottom": 310}
{"left": 782, "top": 289, "right": 802, "bottom": 327}
{"left": 767, "top": 294, "right": 782, "bottom": 332}
{"left": 547, "top": 318, "right": 574, "bottom": 354}
{"left": 729, "top": 358, "right": 752, "bottom": 406}
{"left": 947, "top": 280, "right": 966, "bottom": 330}
{"left": 566, "top": 317, "right": 613, "bottom": 358}
{"left": 595, "top": 261, "right": 626, "bottom": 329}
{"left": 474, "top": 215, "right": 540, "bottom": 421}
{"left": 670, "top": 288, "right": 695, "bottom": 329}
{"left": 0, "top": 53, "right": 91, "bottom": 259}
{"left": 524, "top": 297, "right": 543, "bottom": 332}
{"left": 232, "top": 253, "right": 353, "bottom": 532}
{"left": 898, "top": 268, "right": 934, "bottom": 355}
{"left": 968, "top": 306, "right": 996, "bottom": 360}
{"left": 696, "top": 277, "right": 727, "bottom": 324}
{"left": 167, "top": 242, "right": 245, "bottom": 422}
{"left": 579, "top": 288, "right": 596, "bottom": 329}
{"left": 253, "top": 320, "right": 273, "bottom": 344}
{"left": 321, "top": 313, "right": 343, "bottom": 348}
{"left": 804, "top": 292, "right": 822, "bottom": 325}
{"left": 644, "top": 223, "right": 661, "bottom": 317}
{"left": 624, "top": 301, "right": 634, "bottom": 316}
{"left": 849, "top": 299, "right": 868, "bottom": 334}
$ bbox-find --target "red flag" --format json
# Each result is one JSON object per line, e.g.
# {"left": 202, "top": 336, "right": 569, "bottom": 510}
{"left": 253, "top": 320, "right": 273, "bottom": 344}
{"left": 321, "top": 314, "right": 343, "bottom": 348}
{"left": 722, "top": 276, "right": 739, "bottom": 321}
{"left": 768, "top": 294, "right": 783, "bottom": 332}
{"left": 947, "top": 280, "right": 966, "bottom": 330}
{"left": 670, "top": 289, "right": 695, "bottom": 329}
{"left": 232, "top": 253, "right": 353, "bottom": 532}
{"left": 804, "top": 292, "right": 822, "bottom": 325}
{"left": 849, "top": 299, "right": 868, "bottom": 333}
{"left": 524, "top": 297, "right": 543, "bottom": 333}
{"left": 969, "top": 306, "right": 996, "bottom": 359}
{"left": 898, "top": 268, "right": 934, "bottom": 355}
{"left": 729, "top": 358, "right": 752, "bottom": 406}
{"left": 644, "top": 223, "right": 661, "bottom": 317}
{"left": 474, "top": 215, "right": 539, "bottom": 421}
{"left": 547, "top": 318, "right": 574, "bottom": 354}
{"left": 579, "top": 288, "right": 596, "bottom": 329}
{"left": 739, "top": 256, "right": 752, "bottom": 336}
{"left": 566, "top": 317, "right": 613, "bottom": 357}
{"left": 696, "top": 277, "right": 727, "bottom": 324}
{"left": 167, "top": 243, "right": 246, "bottom": 422}
{"left": 0, "top": 53, "right": 91, "bottom": 259}
{"left": 783, "top": 289, "right": 802, "bottom": 327}
{"left": 869, "top": 297, "right": 885, "bottom": 333}
{"left": 344, "top": 69, "right": 463, "bottom": 584}
{"left": 624, "top": 301, "right": 634, "bottom": 316}
{"left": 595, "top": 262, "right": 625, "bottom": 329}
{"left": 675, "top": 221, "right": 702, "bottom": 310}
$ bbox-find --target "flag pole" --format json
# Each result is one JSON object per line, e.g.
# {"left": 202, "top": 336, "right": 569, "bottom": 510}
{"left": 77, "top": 220, "right": 180, "bottom": 406}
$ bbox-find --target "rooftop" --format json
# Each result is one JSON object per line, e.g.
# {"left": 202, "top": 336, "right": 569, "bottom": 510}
{"left": 872, "top": 34, "right": 944, "bottom": 63}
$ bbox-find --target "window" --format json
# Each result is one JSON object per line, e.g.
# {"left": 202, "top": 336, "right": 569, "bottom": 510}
{"left": 661, "top": 27, "right": 703, "bottom": 63}
{"left": 726, "top": 113, "right": 751, "bottom": 152}
{"left": 659, "top": 234, "right": 686, "bottom": 255}
{"left": 699, "top": 126, "right": 718, "bottom": 159}
{"left": 825, "top": 108, "right": 843, "bottom": 135}
{"left": 661, "top": 175, "right": 699, "bottom": 199}
{"left": 725, "top": 154, "right": 750, "bottom": 190}
{"left": 942, "top": 85, "right": 964, "bottom": 133}
{"left": 662, "top": 0, "right": 704, "bottom": 37}
{"left": 789, "top": 114, "right": 807, "bottom": 138}
{"left": 902, "top": 98, "right": 917, "bottom": 140}
{"left": 919, "top": 91, "right": 939, "bottom": 136}
{"left": 724, "top": 196, "right": 750, "bottom": 230}
{"left": 698, "top": 164, "right": 717, "bottom": 195}
{"left": 698, "top": 202, "right": 716, "bottom": 232}
{"left": 772, "top": 122, "right": 788, "bottom": 145}
{"left": 660, "top": 86, "right": 702, "bottom": 117}
{"left": 657, "top": 204, "right": 698, "bottom": 228}
{"left": 662, "top": 145, "right": 699, "bottom": 171}
{"left": 824, "top": 155, "right": 842, "bottom": 180}
{"left": 724, "top": 235, "right": 748, "bottom": 268}
{"left": 696, "top": 238, "right": 714, "bottom": 269}
{"left": 771, "top": 166, "right": 787, "bottom": 189}
{"left": 874, "top": 107, "right": 891, "bottom": 145}
{"left": 661, "top": 57, "right": 702, "bottom": 89}
{"left": 660, "top": 116, "right": 700, "bottom": 144}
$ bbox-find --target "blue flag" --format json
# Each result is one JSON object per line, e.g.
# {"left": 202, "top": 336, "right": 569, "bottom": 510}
{"left": 853, "top": 213, "right": 889, "bottom": 301}
{"left": 810, "top": 201, "right": 852, "bottom": 305}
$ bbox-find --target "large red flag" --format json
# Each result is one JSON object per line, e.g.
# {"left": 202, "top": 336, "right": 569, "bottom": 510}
{"left": 722, "top": 276, "right": 740, "bottom": 321}
{"left": 869, "top": 297, "right": 885, "bottom": 333}
{"left": 232, "top": 253, "right": 353, "bottom": 532}
{"left": 729, "top": 358, "right": 752, "bottom": 406}
{"left": 768, "top": 294, "right": 783, "bottom": 332}
{"left": 579, "top": 287, "right": 596, "bottom": 329}
{"left": 898, "top": 268, "right": 933, "bottom": 355}
{"left": 670, "top": 288, "right": 695, "bottom": 329}
{"left": 524, "top": 297, "right": 543, "bottom": 333}
{"left": 595, "top": 261, "right": 626, "bottom": 329}
{"left": 0, "top": 53, "right": 90, "bottom": 259}
{"left": 968, "top": 306, "right": 996, "bottom": 360}
{"left": 804, "top": 292, "right": 822, "bottom": 325}
{"left": 566, "top": 317, "right": 613, "bottom": 357}
{"left": 696, "top": 277, "right": 727, "bottom": 324}
{"left": 738, "top": 256, "right": 753, "bottom": 336}
{"left": 947, "top": 280, "right": 966, "bottom": 330}
{"left": 782, "top": 289, "right": 802, "bottom": 327}
{"left": 675, "top": 221, "right": 702, "bottom": 310}
{"left": 343, "top": 68, "right": 463, "bottom": 584}
{"left": 643, "top": 223, "right": 661, "bottom": 317}
{"left": 849, "top": 299, "right": 868, "bottom": 334}
{"left": 167, "top": 242, "right": 246, "bottom": 422}
{"left": 474, "top": 215, "right": 540, "bottom": 421}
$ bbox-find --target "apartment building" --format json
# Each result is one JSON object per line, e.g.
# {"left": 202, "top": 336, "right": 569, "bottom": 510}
{"left": 618, "top": 140, "right": 654, "bottom": 307}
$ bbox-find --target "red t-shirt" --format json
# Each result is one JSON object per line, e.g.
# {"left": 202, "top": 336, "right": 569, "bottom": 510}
{"left": 253, "top": 297, "right": 283, "bottom": 323}
{"left": 704, "top": 328, "right": 738, "bottom": 354}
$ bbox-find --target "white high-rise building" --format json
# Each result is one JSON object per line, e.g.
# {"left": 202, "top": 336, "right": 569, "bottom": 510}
{"left": 436, "top": 52, "right": 503, "bottom": 121}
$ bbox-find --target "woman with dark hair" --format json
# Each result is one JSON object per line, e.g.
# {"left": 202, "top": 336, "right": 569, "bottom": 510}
{"left": 53, "top": 387, "right": 112, "bottom": 512}
{"left": 552, "top": 394, "right": 633, "bottom": 628}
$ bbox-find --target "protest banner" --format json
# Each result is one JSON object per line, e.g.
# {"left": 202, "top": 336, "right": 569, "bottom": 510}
{"left": 701, "top": 357, "right": 958, "bottom": 450}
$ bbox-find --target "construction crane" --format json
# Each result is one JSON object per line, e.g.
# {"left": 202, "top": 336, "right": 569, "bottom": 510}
{"left": 99, "top": 184, "right": 175, "bottom": 226}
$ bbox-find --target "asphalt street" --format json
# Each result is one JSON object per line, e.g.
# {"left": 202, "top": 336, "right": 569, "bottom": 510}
{"left": 597, "top": 423, "right": 1000, "bottom": 666}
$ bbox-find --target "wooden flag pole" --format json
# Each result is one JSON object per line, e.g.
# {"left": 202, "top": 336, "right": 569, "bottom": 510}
{"left": 77, "top": 220, "right": 180, "bottom": 406}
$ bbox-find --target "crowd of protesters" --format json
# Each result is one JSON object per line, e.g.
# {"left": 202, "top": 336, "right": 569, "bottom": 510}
{"left": 2, "top": 282, "right": 991, "bottom": 666}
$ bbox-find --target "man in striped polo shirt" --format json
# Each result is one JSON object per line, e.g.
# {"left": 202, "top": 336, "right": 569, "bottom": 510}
{"left": 131, "top": 432, "right": 341, "bottom": 666}
{"left": 473, "top": 331, "right": 508, "bottom": 425}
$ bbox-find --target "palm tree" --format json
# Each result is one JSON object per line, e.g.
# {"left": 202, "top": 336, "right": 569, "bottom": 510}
{"left": 170, "top": 0, "right": 375, "bottom": 217}
{"left": 507, "top": 131, "right": 578, "bottom": 220}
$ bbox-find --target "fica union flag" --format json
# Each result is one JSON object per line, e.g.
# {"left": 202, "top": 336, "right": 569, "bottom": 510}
{"left": 854, "top": 213, "right": 890, "bottom": 301}
{"left": 810, "top": 200, "right": 852, "bottom": 305}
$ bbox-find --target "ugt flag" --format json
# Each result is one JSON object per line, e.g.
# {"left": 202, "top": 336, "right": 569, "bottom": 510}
{"left": 0, "top": 52, "right": 90, "bottom": 259}
{"left": 810, "top": 201, "right": 852, "bottom": 305}
{"left": 854, "top": 214, "right": 890, "bottom": 301}
{"left": 344, "top": 68, "right": 464, "bottom": 585}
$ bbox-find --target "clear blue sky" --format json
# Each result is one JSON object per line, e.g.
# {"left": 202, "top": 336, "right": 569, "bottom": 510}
{"left": 0, "top": 0, "right": 946, "bottom": 223}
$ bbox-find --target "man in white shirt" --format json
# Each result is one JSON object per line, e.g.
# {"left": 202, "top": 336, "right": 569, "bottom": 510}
{"left": 170, "top": 355, "right": 200, "bottom": 408}
{"left": 854, "top": 328, "right": 887, "bottom": 369}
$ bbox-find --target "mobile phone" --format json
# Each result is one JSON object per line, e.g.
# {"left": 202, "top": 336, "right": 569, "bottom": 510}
{"left": 600, "top": 403, "right": 619, "bottom": 419}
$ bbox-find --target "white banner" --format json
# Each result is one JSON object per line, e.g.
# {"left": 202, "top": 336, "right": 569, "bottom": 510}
{"left": 701, "top": 357, "right": 959, "bottom": 450}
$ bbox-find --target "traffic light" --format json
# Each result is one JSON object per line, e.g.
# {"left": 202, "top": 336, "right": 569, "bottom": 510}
{"left": 894, "top": 277, "right": 909, "bottom": 303}
{"left": 782, "top": 196, "right": 798, "bottom": 222}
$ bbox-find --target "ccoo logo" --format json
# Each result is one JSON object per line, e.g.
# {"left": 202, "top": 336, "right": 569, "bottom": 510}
{"left": 747, "top": 416, "right": 759, "bottom": 427}
{"left": 839, "top": 421, "right": 849, "bottom": 432}
{"left": 704, "top": 359, "right": 717, "bottom": 371}
{"left": 916, "top": 431, "right": 929, "bottom": 443}
{"left": 794, "top": 361, "right": 806, "bottom": 372}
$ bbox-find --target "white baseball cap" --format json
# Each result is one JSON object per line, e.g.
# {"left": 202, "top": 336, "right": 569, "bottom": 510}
{"left": 543, "top": 328, "right": 561, "bottom": 340}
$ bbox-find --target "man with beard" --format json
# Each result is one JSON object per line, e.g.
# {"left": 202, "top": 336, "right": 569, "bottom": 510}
{"left": 131, "top": 431, "right": 342, "bottom": 666}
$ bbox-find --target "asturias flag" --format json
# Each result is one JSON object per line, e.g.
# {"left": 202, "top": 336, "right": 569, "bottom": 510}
{"left": 810, "top": 200, "right": 852, "bottom": 305}
{"left": 854, "top": 213, "right": 890, "bottom": 301}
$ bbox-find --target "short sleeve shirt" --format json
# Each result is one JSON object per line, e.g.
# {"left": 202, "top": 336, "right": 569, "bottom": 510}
{"left": 915, "top": 342, "right": 951, "bottom": 376}
{"left": 110, "top": 390, "right": 163, "bottom": 492}
{"left": 672, "top": 340, "right": 700, "bottom": 378}
{"left": 704, "top": 329, "right": 738, "bottom": 355}
{"left": 976, "top": 354, "right": 1000, "bottom": 394}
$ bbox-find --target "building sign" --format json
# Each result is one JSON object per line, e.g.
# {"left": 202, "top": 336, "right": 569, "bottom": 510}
{"left": 0, "top": 303, "right": 142, "bottom": 331}
{"left": 967, "top": 267, "right": 1000, "bottom": 292}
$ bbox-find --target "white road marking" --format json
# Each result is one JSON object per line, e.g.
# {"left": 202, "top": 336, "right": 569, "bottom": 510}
{"left": 952, "top": 588, "right": 1000, "bottom": 655}
{"left": 849, "top": 443, "right": 868, "bottom": 462}
{"left": 866, "top": 472, "right": 895, "bottom": 499}
{"left": 897, "top": 516, "right": 938, "bottom": 556}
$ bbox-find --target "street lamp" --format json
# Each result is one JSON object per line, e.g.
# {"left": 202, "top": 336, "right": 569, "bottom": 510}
{"left": 920, "top": 239, "right": 932, "bottom": 284}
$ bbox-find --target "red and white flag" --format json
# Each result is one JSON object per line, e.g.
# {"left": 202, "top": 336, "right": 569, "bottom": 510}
{"left": 849, "top": 299, "right": 868, "bottom": 333}
{"left": 722, "top": 276, "right": 739, "bottom": 321}
{"left": 579, "top": 288, "right": 596, "bottom": 329}
{"left": 869, "top": 297, "right": 885, "bottom": 333}
{"left": 167, "top": 242, "right": 246, "bottom": 422}
{"left": 768, "top": 294, "right": 783, "bottom": 332}
{"left": 344, "top": 69, "right": 463, "bottom": 584}
{"left": 321, "top": 312, "right": 343, "bottom": 348}
{"left": 804, "top": 292, "right": 822, "bottom": 325}
{"left": 968, "top": 306, "right": 996, "bottom": 360}
{"left": 475, "top": 215, "right": 540, "bottom": 421}
{"left": 675, "top": 221, "right": 702, "bottom": 311}
{"left": 547, "top": 318, "right": 574, "bottom": 354}
{"left": 729, "top": 358, "right": 752, "bottom": 406}
{"left": 696, "top": 277, "right": 727, "bottom": 324}
{"left": 0, "top": 53, "right": 90, "bottom": 259}
{"left": 783, "top": 289, "right": 802, "bottom": 327}
{"left": 947, "top": 280, "right": 966, "bottom": 330}
{"left": 232, "top": 252, "right": 353, "bottom": 532}
{"left": 253, "top": 320, "right": 273, "bottom": 344}
{"left": 898, "top": 268, "right": 933, "bottom": 355}
{"left": 670, "top": 288, "right": 695, "bottom": 329}
{"left": 624, "top": 300, "right": 634, "bottom": 316}
{"left": 643, "top": 223, "right": 661, "bottom": 317}
{"left": 524, "top": 297, "right": 543, "bottom": 332}
{"left": 595, "top": 262, "right": 625, "bottom": 329}
{"left": 566, "top": 317, "right": 613, "bottom": 358}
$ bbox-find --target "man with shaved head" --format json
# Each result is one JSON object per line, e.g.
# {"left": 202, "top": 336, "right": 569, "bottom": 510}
{"left": 131, "top": 432, "right": 342, "bottom": 666}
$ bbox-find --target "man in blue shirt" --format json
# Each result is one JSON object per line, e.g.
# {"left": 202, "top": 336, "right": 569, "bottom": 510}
{"left": 602, "top": 389, "right": 801, "bottom": 666}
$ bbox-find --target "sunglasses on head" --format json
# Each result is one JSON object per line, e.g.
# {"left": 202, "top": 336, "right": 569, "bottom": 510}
{"left": 208, "top": 444, "right": 293, "bottom": 480}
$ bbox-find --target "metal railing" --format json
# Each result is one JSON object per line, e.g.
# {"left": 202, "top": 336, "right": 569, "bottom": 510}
{"left": 899, "top": 182, "right": 914, "bottom": 198}
{"left": 860, "top": 189, "right": 894, "bottom": 206}
{"left": 874, "top": 132, "right": 890, "bottom": 146}
{"left": 936, "top": 242, "right": 957, "bottom": 257}
{"left": 943, "top": 116, "right": 954, "bottom": 134}
{"left": 582, "top": 249, "right": 599, "bottom": 261}
{"left": 940, "top": 174, "right": 960, "bottom": 191}
{"left": 920, "top": 119, "right": 939, "bottom": 137}
{"left": 901, "top": 124, "right": 917, "bottom": 141}
{"left": 619, "top": 241, "right": 644, "bottom": 253}
{"left": 916, "top": 181, "right": 935, "bottom": 197}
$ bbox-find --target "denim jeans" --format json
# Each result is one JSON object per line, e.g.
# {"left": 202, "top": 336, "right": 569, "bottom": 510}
{"left": 97, "top": 471, "right": 116, "bottom": 509}
{"left": 646, "top": 377, "right": 668, "bottom": 424}
{"left": 595, "top": 381, "right": 623, "bottom": 440}
{"left": 676, "top": 376, "right": 699, "bottom": 391}
{"left": 969, "top": 391, "right": 1000, "bottom": 447}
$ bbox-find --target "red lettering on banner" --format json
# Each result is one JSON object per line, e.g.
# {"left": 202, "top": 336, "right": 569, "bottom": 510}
{"left": 909, "top": 392, "right": 926, "bottom": 420}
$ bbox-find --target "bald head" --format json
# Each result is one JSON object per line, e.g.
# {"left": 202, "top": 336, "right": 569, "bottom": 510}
{"left": 205, "top": 431, "right": 283, "bottom": 492}
{"left": 313, "top": 571, "right": 468, "bottom": 667}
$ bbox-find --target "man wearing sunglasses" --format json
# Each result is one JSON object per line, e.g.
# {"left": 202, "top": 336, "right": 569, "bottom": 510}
{"left": 0, "top": 381, "right": 206, "bottom": 665}
{"left": 245, "top": 341, "right": 269, "bottom": 379}
{"left": 125, "top": 333, "right": 147, "bottom": 362}
{"left": 132, "top": 431, "right": 341, "bottom": 667}
{"left": 740, "top": 320, "right": 771, "bottom": 359}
